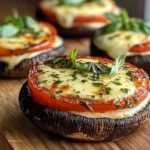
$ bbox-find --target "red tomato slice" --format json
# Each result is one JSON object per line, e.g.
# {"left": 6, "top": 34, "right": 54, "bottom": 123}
{"left": 129, "top": 41, "right": 150, "bottom": 53}
{"left": 0, "top": 22, "right": 57, "bottom": 57}
{"left": 74, "top": 16, "right": 108, "bottom": 23}
{"left": 39, "top": 3, "right": 108, "bottom": 24}
{"left": 28, "top": 56, "right": 149, "bottom": 113}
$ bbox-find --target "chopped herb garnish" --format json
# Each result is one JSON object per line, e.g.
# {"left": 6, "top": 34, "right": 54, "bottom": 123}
{"left": 120, "top": 88, "right": 129, "bottom": 94}
{"left": 92, "top": 82, "right": 103, "bottom": 87}
{"left": 126, "top": 71, "right": 131, "bottom": 77}
{"left": 81, "top": 80, "right": 87, "bottom": 83}
{"left": 43, "top": 49, "right": 125, "bottom": 79}
{"left": 105, "top": 87, "right": 111, "bottom": 94}
{"left": 71, "top": 94, "right": 80, "bottom": 98}
{"left": 125, "top": 35, "right": 132, "bottom": 40}
{"left": 112, "top": 81, "right": 122, "bottom": 85}
{"left": 91, "top": 95, "right": 95, "bottom": 98}
{"left": 51, "top": 73, "right": 59, "bottom": 78}
{"left": 125, "top": 101, "right": 133, "bottom": 108}
{"left": 109, "top": 54, "right": 126, "bottom": 78}
{"left": 115, "top": 102, "right": 121, "bottom": 108}
{"left": 72, "top": 71, "right": 78, "bottom": 80}
{"left": 99, "top": 93, "right": 103, "bottom": 98}
{"left": 80, "top": 101, "right": 93, "bottom": 111}
{"left": 37, "top": 69, "right": 44, "bottom": 74}
{"left": 92, "top": 73, "right": 99, "bottom": 81}
{"left": 133, "top": 97, "right": 138, "bottom": 103}
{"left": 56, "top": 90, "right": 63, "bottom": 94}
{"left": 54, "top": 80, "right": 63, "bottom": 84}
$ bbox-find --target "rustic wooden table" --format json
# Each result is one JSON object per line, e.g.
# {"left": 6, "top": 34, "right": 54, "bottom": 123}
{"left": 0, "top": 1, "right": 150, "bottom": 150}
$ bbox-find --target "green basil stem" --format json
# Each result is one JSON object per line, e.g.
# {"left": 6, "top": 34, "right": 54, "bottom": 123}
{"left": 109, "top": 54, "right": 126, "bottom": 78}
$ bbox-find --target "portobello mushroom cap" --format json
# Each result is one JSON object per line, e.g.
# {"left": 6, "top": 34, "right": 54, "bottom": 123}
{"left": 0, "top": 45, "right": 64, "bottom": 78}
{"left": 36, "top": 8, "right": 100, "bottom": 37}
{"left": 90, "top": 40, "right": 150, "bottom": 75}
{"left": 19, "top": 82, "right": 150, "bottom": 141}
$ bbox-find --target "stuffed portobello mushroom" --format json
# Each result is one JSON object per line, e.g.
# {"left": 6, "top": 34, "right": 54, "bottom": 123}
{"left": 37, "top": 0, "right": 120, "bottom": 37}
{"left": 19, "top": 49, "right": 150, "bottom": 141}
{"left": 91, "top": 10, "right": 150, "bottom": 74}
{"left": 0, "top": 16, "right": 64, "bottom": 78}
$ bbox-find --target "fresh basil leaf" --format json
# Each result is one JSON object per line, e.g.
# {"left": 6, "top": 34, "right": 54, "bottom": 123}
{"left": 121, "top": 9, "right": 129, "bottom": 23}
{"left": 141, "top": 23, "right": 150, "bottom": 34}
{"left": 70, "top": 49, "right": 77, "bottom": 65}
{"left": 25, "top": 16, "right": 36, "bottom": 28}
{"left": 4, "top": 16, "right": 13, "bottom": 24}
{"left": 109, "top": 54, "right": 126, "bottom": 78}
{"left": 60, "top": 0, "right": 86, "bottom": 5}
{"left": 129, "top": 22, "right": 143, "bottom": 33}
{"left": 4, "top": 16, "right": 25, "bottom": 30}
{"left": 103, "top": 22, "right": 122, "bottom": 34}
{"left": 15, "top": 17, "right": 25, "bottom": 30}
{"left": 105, "top": 13, "right": 119, "bottom": 23}
{"left": 121, "top": 9, "right": 130, "bottom": 29}
{"left": 0, "top": 25, "right": 19, "bottom": 37}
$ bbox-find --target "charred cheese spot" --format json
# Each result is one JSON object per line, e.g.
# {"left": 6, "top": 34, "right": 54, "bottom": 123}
{"left": 94, "top": 30, "right": 150, "bottom": 59}
{"left": 41, "top": 0, "right": 120, "bottom": 28}
{"left": 37, "top": 58, "right": 136, "bottom": 102}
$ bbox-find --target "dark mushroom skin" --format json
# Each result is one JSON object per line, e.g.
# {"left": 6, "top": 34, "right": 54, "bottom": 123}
{"left": 90, "top": 40, "right": 150, "bottom": 75}
{"left": 19, "top": 82, "right": 150, "bottom": 141}
{"left": 36, "top": 8, "right": 99, "bottom": 38}
{"left": 0, "top": 45, "right": 64, "bottom": 78}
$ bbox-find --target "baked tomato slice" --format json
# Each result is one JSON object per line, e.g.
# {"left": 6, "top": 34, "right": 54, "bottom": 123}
{"left": 0, "top": 22, "right": 57, "bottom": 57}
{"left": 39, "top": 3, "right": 109, "bottom": 24}
{"left": 28, "top": 56, "right": 149, "bottom": 113}
{"left": 129, "top": 41, "right": 150, "bottom": 53}
{"left": 73, "top": 16, "right": 108, "bottom": 23}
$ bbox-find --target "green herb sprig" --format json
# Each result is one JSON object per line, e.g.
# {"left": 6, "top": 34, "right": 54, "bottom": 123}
{"left": 60, "top": 0, "right": 104, "bottom": 6}
{"left": 103, "top": 9, "right": 150, "bottom": 35}
{"left": 44, "top": 49, "right": 126, "bottom": 78}
{"left": 0, "top": 16, "right": 36, "bottom": 38}
{"left": 60, "top": 0, "right": 86, "bottom": 6}
{"left": 109, "top": 54, "right": 126, "bottom": 78}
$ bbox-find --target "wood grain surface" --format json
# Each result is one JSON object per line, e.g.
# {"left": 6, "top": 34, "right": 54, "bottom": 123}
{"left": 0, "top": 39, "right": 150, "bottom": 150}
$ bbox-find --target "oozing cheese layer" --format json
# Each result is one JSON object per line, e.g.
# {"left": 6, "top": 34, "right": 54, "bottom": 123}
{"left": 0, "top": 23, "right": 50, "bottom": 50}
{"left": 93, "top": 30, "right": 150, "bottom": 59}
{"left": 41, "top": 0, "right": 120, "bottom": 28}
{"left": 0, "top": 36, "right": 63, "bottom": 69}
{"left": 71, "top": 93, "right": 150, "bottom": 119}
{"left": 37, "top": 58, "right": 136, "bottom": 101}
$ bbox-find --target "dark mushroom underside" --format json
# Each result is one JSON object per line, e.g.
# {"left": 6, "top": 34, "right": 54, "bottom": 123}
{"left": 0, "top": 45, "right": 64, "bottom": 78}
{"left": 36, "top": 8, "right": 101, "bottom": 37}
{"left": 90, "top": 40, "right": 150, "bottom": 75}
{"left": 19, "top": 82, "right": 150, "bottom": 141}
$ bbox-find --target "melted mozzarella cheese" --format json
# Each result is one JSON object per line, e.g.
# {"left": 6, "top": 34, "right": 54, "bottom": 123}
{"left": 93, "top": 30, "right": 150, "bottom": 59}
{"left": 0, "top": 36, "right": 63, "bottom": 69}
{"left": 71, "top": 93, "right": 150, "bottom": 119}
{"left": 0, "top": 23, "right": 50, "bottom": 50}
{"left": 41, "top": 0, "right": 120, "bottom": 28}
{"left": 37, "top": 58, "right": 136, "bottom": 101}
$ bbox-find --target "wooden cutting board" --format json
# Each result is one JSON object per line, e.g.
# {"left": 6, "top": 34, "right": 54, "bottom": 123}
{"left": 0, "top": 38, "right": 150, "bottom": 150}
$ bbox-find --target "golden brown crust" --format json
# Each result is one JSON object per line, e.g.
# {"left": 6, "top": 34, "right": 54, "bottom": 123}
{"left": 19, "top": 82, "right": 150, "bottom": 141}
